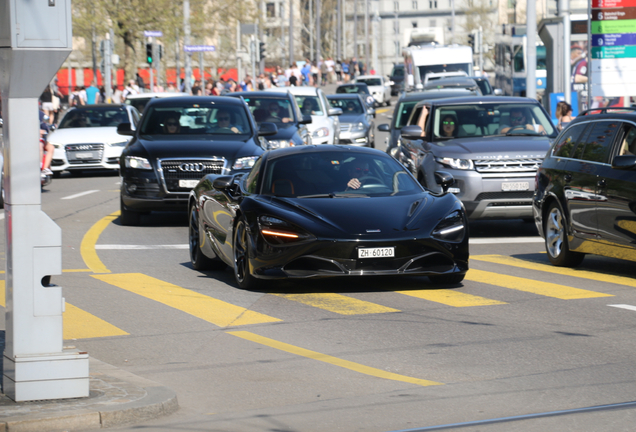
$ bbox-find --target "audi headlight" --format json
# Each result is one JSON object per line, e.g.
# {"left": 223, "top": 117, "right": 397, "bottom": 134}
{"left": 258, "top": 215, "right": 315, "bottom": 245}
{"left": 312, "top": 127, "right": 330, "bottom": 138}
{"left": 268, "top": 140, "right": 292, "bottom": 149}
{"left": 431, "top": 210, "right": 466, "bottom": 243}
{"left": 435, "top": 157, "right": 474, "bottom": 170}
{"left": 49, "top": 141, "right": 62, "bottom": 149}
{"left": 109, "top": 140, "right": 128, "bottom": 147}
{"left": 233, "top": 156, "right": 259, "bottom": 170}
{"left": 352, "top": 122, "right": 365, "bottom": 132}
{"left": 125, "top": 156, "right": 152, "bottom": 170}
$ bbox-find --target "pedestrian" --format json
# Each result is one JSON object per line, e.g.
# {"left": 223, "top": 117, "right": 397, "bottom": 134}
{"left": 122, "top": 80, "right": 139, "bottom": 101}
{"left": 85, "top": 80, "right": 99, "bottom": 105}
{"left": 335, "top": 60, "right": 343, "bottom": 84}
{"left": 40, "top": 85, "right": 55, "bottom": 124}
{"left": 136, "top": 73, "right": 145, "bottom": 93}
{"left": 320, "top": 60, "right": 328, "bottom": 86}
{"left": 311, "top": 62, "right": 319, "bottom": 87}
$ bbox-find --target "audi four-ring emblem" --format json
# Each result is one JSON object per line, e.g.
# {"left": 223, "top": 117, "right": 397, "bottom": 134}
{"left": 179, "top": 163, "right": 205, "bottom": 172}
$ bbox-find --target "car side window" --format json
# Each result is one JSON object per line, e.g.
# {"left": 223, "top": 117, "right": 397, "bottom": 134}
{"left": 614, "top": 123, "right": 636, "bottom": 157}
{"left": 244, "top": 157, "right": 262, "bottom": 194}
{"left": 553, "top": 123, "right": 588, "bottom": 158}
{"left": 571, "top": 121, "right": 620, "bottom": 163}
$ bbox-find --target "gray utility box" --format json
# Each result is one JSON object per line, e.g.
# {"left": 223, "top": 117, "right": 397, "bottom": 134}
{"left": 0, "top": 0, "right": 72, "bottom": 49}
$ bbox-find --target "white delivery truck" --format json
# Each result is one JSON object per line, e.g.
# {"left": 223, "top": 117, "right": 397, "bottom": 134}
{"left": 403, "top": 44, "right": 474, "bottom": 91}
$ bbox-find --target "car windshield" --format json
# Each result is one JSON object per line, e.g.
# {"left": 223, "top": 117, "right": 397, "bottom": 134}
{"left": 336, "top": 85, "right": 369, "bottom": 95}
{"left": 139, "top": 104, "right": 252, "bottom": 135}
{"left": 243, "top": 97, "right": 297, "bottom": 129}
{"left": 329, "top": 98, "right": 364, "bottom": 114}
{"left": 125, "top": 98, "right": 151, "bottom": 113}
{"left": 262, "top": 151, "right": 422, "bottom": 198}
{"left": 294, "top": 96, "right": 324, "bottom": 116}
{"left": 58, "top": 107, "right": 129, "bottom": 129}
{"left": 427, "top": 102, "right": 557, "bottom": 140}
{"left": 357, "top": 78, "right": 382, "bottom": 86}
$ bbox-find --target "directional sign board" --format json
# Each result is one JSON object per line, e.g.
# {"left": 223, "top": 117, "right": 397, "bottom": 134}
{"left": 184, "top": 45, "right": 216, "bottom": 52}
{"left": 591, "top": 1, "right": 636, "bottom": 96}
{"left": 144, "top": 30, "right": 163, "bottom": 38}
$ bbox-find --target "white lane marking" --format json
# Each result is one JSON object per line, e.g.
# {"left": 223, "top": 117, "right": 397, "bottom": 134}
{"left": 62, "top": 190, "right": 100, "bottom": 200}
{"left": 95, "top": 244, "right": 188, "bottom": 250}
{"left": 470, "top": 237, "right": 543, "bottom": 244}
{"left": 608, "top": 304, "right": 636, "bottom": 312}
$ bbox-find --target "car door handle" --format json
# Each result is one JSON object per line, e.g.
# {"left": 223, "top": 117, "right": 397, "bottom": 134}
{"left": 597, "top": 179, "right": 606, "bottom": 188}
{"left": 564, "top": 174, "right": 572, "bottom": 183}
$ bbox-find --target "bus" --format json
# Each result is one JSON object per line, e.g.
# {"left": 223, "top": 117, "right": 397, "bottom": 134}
{"left": 403, "top": 44, "right": 474, "bottom": 91}
{"left": 494, "top": 26, "right": 547, "bottom": 98}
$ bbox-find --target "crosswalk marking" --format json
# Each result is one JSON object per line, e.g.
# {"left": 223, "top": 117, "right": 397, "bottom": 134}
{"left": 93, "top": 273, "right": 282, "bottom": 327}
{"left": 272, "top": 293, "right": 399, "bottom": 315}
{"left": 396, "top": 289, "right": 506, "bottom": 307}
{"left": 228, "top": 330, "right": 443, "bottom": 387}
{"left": 466, "top": 269, "right": 613, "bottom": 300}
{"left": 0, "top": 281, "right": 128, "bottom": 340}
{"left": 472, "top": 254, "right": 636, "bottom": 288}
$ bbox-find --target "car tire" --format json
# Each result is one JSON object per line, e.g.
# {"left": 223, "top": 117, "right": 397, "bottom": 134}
{"left": 189, "top": 203, "right": 225, "bottom": 271}
{"left": 120, "top": 197, "right": 141, "bottom": 226}
{"left": 233, "top": 216, "right": 260, "bottom": 290}
{"left": 385, "top": 99, "right": 391, "bottom": 107}
{"left": 429, "top": 273, "right": 465, "bottom": 284}
{"left": 544, "top": 202, "right": 585, "bottom": 267}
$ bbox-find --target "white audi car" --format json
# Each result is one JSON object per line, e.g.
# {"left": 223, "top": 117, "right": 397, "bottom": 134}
{"left": 355, "top": 75, "right": 394, "bottom": 106}
{"left": 48, "top": 105, "right": 140, "bottom": 175}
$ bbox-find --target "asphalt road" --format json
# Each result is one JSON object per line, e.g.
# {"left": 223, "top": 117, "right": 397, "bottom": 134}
{"left": 2, "top": 99, "right": 636, "bottom": 432}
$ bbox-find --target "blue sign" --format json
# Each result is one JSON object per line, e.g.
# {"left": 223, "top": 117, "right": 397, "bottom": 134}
{"left": 593, "top": 33, "right": 636, "bottom": 47}
{"left": 144, "top": 30, "right": 163, "bottom": 37}
{"left": 184, "top": 45, "right": 216, "bottom": 53}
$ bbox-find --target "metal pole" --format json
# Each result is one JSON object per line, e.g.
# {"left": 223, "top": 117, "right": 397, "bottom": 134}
{"left": 561, "top": 0, "right": 571, "bottom": 104}
{"left": 105, "top": 31, "right": 112, "bottom": 102}
{"left": 526, "top": 3, "right": 536, "bottom": 100}
{"left": 354, "top": 0, "right": 358, "bottom": 60}
{"left": 149, "top": 37, "right": 154, "bottom": 93}
{"left": 478, "top": 26, "right": 483, "bottom": 76}
{"left": 309, "top": 0, "right": 314, "bottom": 60}
{"left": 316, "top": 0, "right": 321, "bottom": 62}
{"left": 184, "top": 0, "right": 192, "bottom": 94}
{"left": 289, "top": 0, "right": 294, "bottom": 65}
{"left": 92, "top": 26, "right": 98, "bottom": 83}
{"left": 237, "top": 21, "right": 242, "bottom": 86}
{"left": 364, "top": 0, "right": 369, "bottom": 71}
{"left": 175, "top": 28, "right": 180, "bottom": 90}
{"left": 337, "top": 0, "right": 342, "bottom": 60}
{"left": 451, "top": 0, "right": 455, "bottom": 44}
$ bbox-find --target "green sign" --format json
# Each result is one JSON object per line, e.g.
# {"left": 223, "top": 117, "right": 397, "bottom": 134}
{"left": 591, "top": 19, "right": 636, "bottom": 34}
{"left": 592, "top": 45, "right": 636, "bottom": 58}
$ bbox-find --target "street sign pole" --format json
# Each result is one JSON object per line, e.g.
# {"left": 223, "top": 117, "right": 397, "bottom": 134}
{"left": 149, "top": 37, "right": 154, "bottom": 93}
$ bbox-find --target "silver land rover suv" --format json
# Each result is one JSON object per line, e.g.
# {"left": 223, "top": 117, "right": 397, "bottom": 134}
{"left": 397, "top": 96, "right": 558, "bottom": 220}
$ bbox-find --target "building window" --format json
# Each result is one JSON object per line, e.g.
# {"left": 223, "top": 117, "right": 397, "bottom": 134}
{"left": 394, "top": 20, "right": 400, "bottom": 34}
{"left": 430, "top": 0, "right": 437, "bottom": 8}
{"left": 412, "top": 21, "right": 418, "bottom": 28}
{"left": 394, "top": 1, "right": 399, "bottom": 11}
{"left": 412, "top": 0, "right": 418, "bottom": 9}
{"left": 266, "top": 2, "right": 276, "bottom": 17}
{"left": 395, "top": 41, "right": 401, "bottom": 56}
{"left": 430, "top": 19, "right": 436, "bottom": 27}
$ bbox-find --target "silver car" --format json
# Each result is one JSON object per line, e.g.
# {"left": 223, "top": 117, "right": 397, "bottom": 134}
{"left": 327, "top": 94, "right": 375, "bottom": 147}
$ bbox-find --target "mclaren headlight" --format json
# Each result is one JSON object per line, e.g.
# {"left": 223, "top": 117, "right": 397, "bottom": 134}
{"left": 313, "top": 127, "right": 330, "bottom": 138}
{"left": 431, "top": 210, "right": 466, "bottom": 243}
{"left": 435, "top": 157, "right": 474, "bottom": 170}
{"left": 125, "top": 156, "right": 152, "bottom": 170}
{"left": 233, "top": 156, "right": 259, "bottom": 170}
{"left": 258, "top": 215, "right": 315, "bottom": 245}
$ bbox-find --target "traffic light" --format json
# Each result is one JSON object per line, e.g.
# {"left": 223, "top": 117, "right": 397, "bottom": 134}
{"left": 259, "top": 42, "right": 266, "bottom": 61}
{"left": 467, "top": 32, "right": 475, "bottom": 51}
{"left": 158, "top": 45, "right": 163, "bottom": 60}
{"left": 146, "top": 43, "right": 153, "bottom": 64}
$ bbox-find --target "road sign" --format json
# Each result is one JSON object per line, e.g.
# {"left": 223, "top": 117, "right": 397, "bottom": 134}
{"left": 592, "top": 45, "right": 636, "bottom": 58}
{"left": 184, "top": 45, "right": 216, "bottom": 53}
{"left": 144, "top": 30, "right": 163, "bottom": 37}
{"left": 592, "top": 33, "right": 636, "bottom": 46}
{"left": 591, "top": 19, "right": 636, "bottom": 33}
{"left": 593, "top": 0, "right": 636, "bottom": 8}
{"left": 592, "top": 7, "right": 636, "bottom": 20}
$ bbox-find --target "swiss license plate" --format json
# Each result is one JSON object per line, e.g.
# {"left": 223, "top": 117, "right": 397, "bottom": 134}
{"left": 358, "top": 247, "right": 395, "bottom": 259}
{"left": 179, "top": 180, "right": 200, "bottom": 188}
{"left": 501, "top": 181, "right": 529, "bottom": 191}
{"left": 73, "top": 152, "right": 94, "bottom": 159}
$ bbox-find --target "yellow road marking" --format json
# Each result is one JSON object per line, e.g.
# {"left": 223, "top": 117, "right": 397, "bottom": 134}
{"left": 396, "top": 289, "right": 506, "bottom": 307}
{"left": 81, "top": 211, "right": 119, "bottom": 274}
{"left": 473, "top": 254, "right": 636, "bottom": 288}
{"left": 0, "top": 269, "right": 93, "bottom": 274}
{"left": 273, "top": 293, "right": 399, "bottom": 315}
{"left": 0, "top": 281, "right": 128, "bottom": 340}
{"left": 228, "top": 330, "right": 443, "bottom": 387}
{"left": 93, "top": 273, "right": 282, "bottom": 327}
{"left": 466, "top": 269, "right": 613, "bottom": 299}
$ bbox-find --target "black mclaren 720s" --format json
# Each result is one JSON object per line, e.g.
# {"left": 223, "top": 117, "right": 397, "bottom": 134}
{"left": 188, "top": 145, "right": 469, "bottom": 289}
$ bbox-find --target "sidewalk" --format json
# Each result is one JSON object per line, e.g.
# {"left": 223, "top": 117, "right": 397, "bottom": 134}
{"left": 0, "top": 357, "right": 178, "bottom": 431}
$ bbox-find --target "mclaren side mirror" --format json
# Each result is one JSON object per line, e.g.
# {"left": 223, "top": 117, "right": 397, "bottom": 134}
{"left": 212, "top": 175, "right": 235, "bottom": 191}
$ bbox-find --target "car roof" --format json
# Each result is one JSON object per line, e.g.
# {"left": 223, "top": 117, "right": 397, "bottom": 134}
{"left": 265, "top": 86, "right": 320, "bottom": 96}
{"left": 339, "top": 83, "right": 368, "bottom": 87}
{"left": 125, "top": 92, "right": 189, "bottom": 100}
{"left": 265, "top": 144, "right": 387, "bottom": 160}
{"left": 414, "top": 96, "right": 537, "bottom": 107}
{"left": 229, "top": 91, "right": 291, "bottom": 99}
{"left": 570, "top": 107, "right": 636, "bottom": 123}
{"left": 425, "top": 77, "right": 478, "bottom": 87}
{"left": 327, "top": 93, "right": 363, "bottom": 99}
{"left": 397, "top": 89, "right": 477, "bottom": 103}
{"left": 147, "top": 96, "right": 247, "bottom": 107}
{"left": 72, "top": 104, "right": 127, "bottom": 109}
{"left": 356, "top": 75, "right": 383, "bottom": 80}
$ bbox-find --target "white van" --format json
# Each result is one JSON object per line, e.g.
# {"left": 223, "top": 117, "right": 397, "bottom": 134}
{"left": 403, "top": 45, "right": 474, "bottom": 91}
